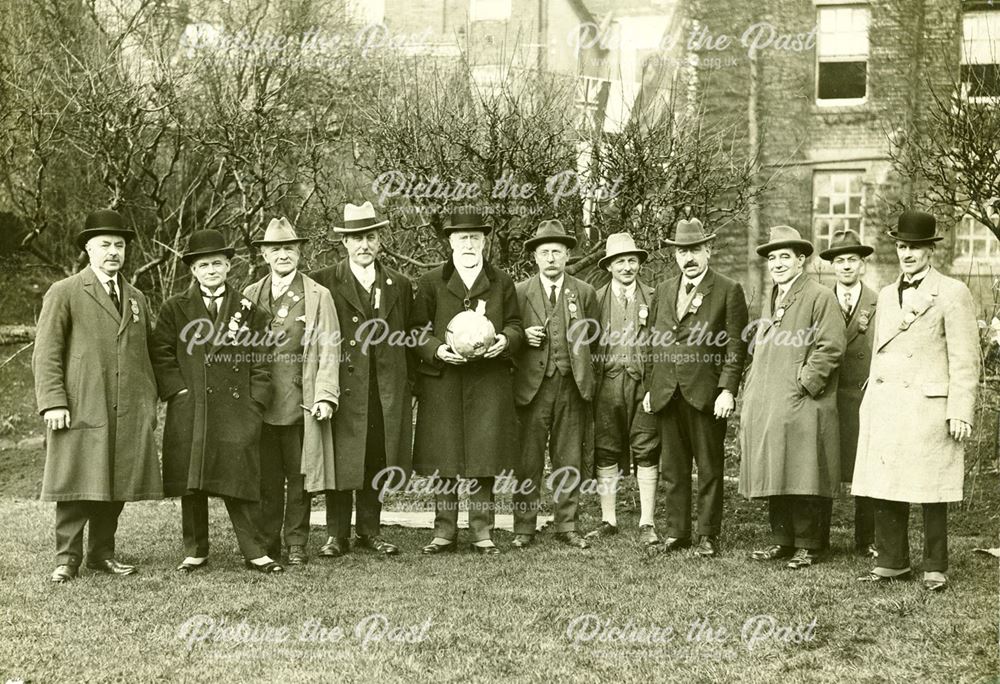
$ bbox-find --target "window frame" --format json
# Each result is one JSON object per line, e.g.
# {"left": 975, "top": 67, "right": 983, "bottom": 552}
{"left": 814, "top": 4, "right": 870, "bottom": 107}
{"left": 811, "top": 169, "right": 868, "bottom": 268}
{"left": 960, "top": 9, "right": 1000, "bottom": 103}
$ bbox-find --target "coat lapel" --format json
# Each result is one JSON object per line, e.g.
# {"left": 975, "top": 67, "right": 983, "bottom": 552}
{"left": 678, "top": 269, "right": 715, "bottom": 323}
{"left": 117, "top": 279, "right": 138, "bottom": 336}
{"left": 845, "top": 285, "right": 876, "bottom": 345}
{"left": 663, "top": 275, "right": 681, "bottom": 325}
{"left": 377, "top": 264, "right": 399, "bottom": 318}
{"left": 525, "top": 274, "right": 547, "bottom": 325}
{"left": 876, "top": 268, "right": 940, "bottom": 352}
{"left": 81, "top": 268, "right": 122, "bottom": 324}
{"left": 207, "top": 285, "right": 241, "bottom": 357}
{"left": 335, "top": 260, "right": 366, "bottom": 315}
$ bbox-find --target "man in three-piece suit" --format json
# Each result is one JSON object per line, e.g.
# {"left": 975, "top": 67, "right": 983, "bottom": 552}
{"left": 512, "top": 219, "right": 599, "bottom": 550}
{"left": 817, "top": 229, "right": 877, "bottom": 557}
{"left": 410, "top": 213, "right": 524, "bottom": 555}
{"left": 854, "top": 211, "right": 979, "bottom": 592}
{"left": 587, "top": 232, "right": 661, "bottom": 546}
{"left": 33, "top": 209, "right": 163, "bottom": 583}
{"left": 311, "top": 202, "right": 413, "bottom": 558}
{"left": 243, "top": 217, "right": 340, "bottom": 566}
{"left": 740, "top": 226, "right": 846, "bottom": 570}
{"left": 151, "top": 229, "right": 283, "bottom": 574}
{"left": 642, "top": 218, "right": 748, "bottom": 557}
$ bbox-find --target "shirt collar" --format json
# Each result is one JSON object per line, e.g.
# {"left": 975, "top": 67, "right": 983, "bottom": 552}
{"left": 777, "top": 272, "right": 803, "bottom": 296}
{"left": 201, "top": 284, "right": 226, "bottom": 298}
{"left": 681, "top": 269, "right": 708, "bottom": 291}
{"left": 89, "top": 264, "right": 119, "bottom": 290}
{"left": 349, "top": 260, "right": 376, "bottom": 287}
{"left": 903, "top": 266, "right": 930, "bottom": 284}
{"left": 836, "top": 281, "right": 862, "bottom": 299}
{"left": 539, "top": 273, "right": 565, "bottom": 295}
{"left": 611, "top": 280, "right": 637, "bottom": 300}
{"left": 270, "top": 269, "right": 297, "bottom": 290}
{"left": 453, "top": 258, "right": 482, "bottom": 289}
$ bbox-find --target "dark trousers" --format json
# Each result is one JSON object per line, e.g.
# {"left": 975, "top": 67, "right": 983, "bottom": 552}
{"left": 817, "top": 494, "right": 876, "bottom": 551}
{"left": 181, "top": 492, "right": 266, "bottom": 561}
{"left": 258, "top": 422, "right": 310, "bottom": 555}
{"left": 325, "top": 389, "right": 388, "bottom": 539}
{"left": 594, "top": 372, "right": 660, "bottom": 473}
{"left": 874, "top": 499, "right": 948, "bottom": 572}
{"left": 433, "top": 477, "right": 495, "bottom": 543}
{"left": 55, "top": 500, "right": 125, "bottom": 566}
{"left": 657, "top": 391, "right": 727, "bottom": 538}
{"left": 768, "top": 495, "right": 830, "bottom": 550}
{"left": 514, "top": 373, "right": 587, "bottom": 535}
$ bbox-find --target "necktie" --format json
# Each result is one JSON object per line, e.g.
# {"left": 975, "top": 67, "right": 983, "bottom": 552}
{"left": 107, "top": 279, "right": 121, "bottom": 313}
{"left": 685, "top": 281, "right": 695, "bottom": 294}
{"left": 549, "top": 284, "right": 557, "bottom": 306}
{"left": 841, "top": 290, "right": 853, "bottom": 315}
{"left": 203, "top": 289, "right": 224, "bottom": 318}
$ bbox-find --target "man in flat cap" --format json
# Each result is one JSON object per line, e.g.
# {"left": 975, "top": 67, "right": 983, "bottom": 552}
{"left": 244, "top": 217, "right": 340, "bottom": 566}
{"left": 854, "top": 210, "right": 979, "bottom": 591}
{"left": 151, "top": 229, "right": 282, "bottom": 573}
{"left": 740, "top": 226, "right": 845, "bottom": 569}
{"left": 643, "top": 218, "right": 748, "bottom": 557}
{"left": 311, "top": 202, "right": 413, "bottom": 558}
{"left": 512, "top": 219, "right": 599, "bottom": 550}
{"left": 586, "top": 232, "right": 661, "bottom": 546}
{"left": 818, "top": 229, "right": 877, "bottom": 557}
{"left": 410, "top": 212, "right": 524, "bottom": 555}
{"left": 33, "top": 209, "right": 163, "bottom": 583}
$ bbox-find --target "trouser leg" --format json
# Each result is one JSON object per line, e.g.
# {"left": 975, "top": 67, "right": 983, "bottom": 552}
{"left": 54, "top": 501, "right": 89, "bottom": 566}
{"left": 86, "top": 500, "right": 125, "bottom": 562}
{"left": 791, "top": 495, "right": 826, "bottom": 551}
{"left": 658, "top": 394, "right": 692, "bottom": 538}
{"left": 279, "top": 424, "right": 310, "bottom": 547}
{"left": 922, "top": 502, "right": 948, "bottom": 573}
{"left": 873, "top": 498, "right": 910, "bottom": 570}
{"left": 768, "top": 495, "right": 794, "bottom": 547}
{"left": 854, "top": 496, "right": 876, "bottom": 549}
{"left": 356, "top": 404, "right": 387, "bottom": 537}
{"left": 433, "top": 479, "right": 459, "bottom": 542}
{"left": 223, "top": 497, "right": 267, "bottom": 560}
{"left": 257, "top": 424, "right": 284, "bottom": 555}
{"left": 548, "top": 375, "right": 585, "bottom": 533}
{"left": 325, "top": 491, "right": 354, "bottom": 539}
{"left": 181, "top": 493, "right": 210, "bottom": 558}
{"left": 467, "top": 478, "right": 495, "bottom": 543}
{"left": 514, "top": 378, "right": 555, "bottom": 535}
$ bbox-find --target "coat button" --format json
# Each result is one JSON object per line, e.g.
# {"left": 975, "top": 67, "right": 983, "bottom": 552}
{"left": 907, "top": 352, "right": 913, "bottom": 358}
{"left": 349, "top": 340, "right": 356, "bottom": 346}
{"left": 856, "top": 352, "right": 864, "bottom": 359}
{"left": 352, "top": 316, "right": 359, "bottom": 323}
{"left": 875, "top": 378, "right": 883, "bottom": 384}
{"left": 344, "top": 388, "right": 352, "bottom": 395}
{"left": 233, "top": 391, "right": 240, "bottom": 399}
{"left": 207, "top": 387, "right": 213, "bottom": 394}
{"left": 348, "top": 366, "right": 354, "bottom": 373}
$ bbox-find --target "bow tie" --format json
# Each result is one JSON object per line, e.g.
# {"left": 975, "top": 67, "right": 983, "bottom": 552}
{"left": 898, "top": 278, "right": 923, "bottom": 293}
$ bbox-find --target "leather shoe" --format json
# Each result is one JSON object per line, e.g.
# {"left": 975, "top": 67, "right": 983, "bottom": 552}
{"left": 661, "top": 536, "right": 691, "bottom": 552}
{"left": 585, "top": 522, "right": 618, "bottom": 539}
{"left": 786, "top": 548, "right": 817, "bottom": 569}
{"left": 923, "top": 572, "right": 948, "bottom": 592}
{"left": 554, "top": 531, "right": 590, "bottom": 549}
{"left": 355, "top": 535, "right": 399, "bottom": 555}
{"left": 857, "top": 569, "right": 912, "bottom": 583}
{"left": 287, "top": 545, "right": 308, "bottom": 565}
{"left": 318, "top": 537, "right": 350, "bottom": 558}
{"left": 695, "top": 536, "right": 717, "bottom": 557}
{"left": 639, "top": 525, "right": 659, "bottom": 547}
{"left": 420, "top": 540, "right": 456, "bottom": 555}
{"left": 86, "top": 559, "right": 137, "bottom": 576}
{"left": 750, "top": 544, "right": 794, "bottom": 561}
{"left": 244, "top": 560, "right": 284, "bottom": 573}
{"left": 470, "top": 543, "right": 500, "bottom": 555}
{"left": 176, "top": 558, "right": 209, "bottom": 573}
{"left": 51, "top": 565, "right": 78, "bottom": 583}
{"left": 511, "top": 534, "right": 533, "bottom": 549}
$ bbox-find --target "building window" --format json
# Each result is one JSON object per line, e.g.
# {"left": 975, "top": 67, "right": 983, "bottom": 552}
{"left": 816, "top": 6, "right": 869, "bottom": 104}
{"left": 812, "top": 171, "right": 865, "bottom": 254}
{"left": 956, "top": 213, "right": 1000, "bottom": 261}
{"left": 575, "top": 76, "right": 609, "bottom": 131}
{"left": 469, "top": 0, "right": 512, "bottom": 22}
{"left": 962, "top": 10, "right": 1000, "bottom": 99}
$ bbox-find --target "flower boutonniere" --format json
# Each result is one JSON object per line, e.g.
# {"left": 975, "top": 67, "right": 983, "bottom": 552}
{"left": 899, "top": 290, "right": 932, "bottom": 330}
{"left": 689, "top": 292, "right": 705, "bottom": 316}
{"left": 638, "top": 304, "right": 649, "bottom": 327}
{"left": 773, "top": 306, "right": 786, "bottom": 326}
{"left": 857, "top": 309, "right": 871, "bottom": 334}
{"left": 566, "top": 290, "right": 579, "bottom": 319}
{"left": 225, "top": 300, "right": 252, "bottom": 341}
{"left": 129, "top": 298, "right": 140, "bottom": 323}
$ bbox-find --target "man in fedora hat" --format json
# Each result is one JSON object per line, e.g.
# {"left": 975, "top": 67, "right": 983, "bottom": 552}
{"left": 311, "top": 201, "right": 413, "bottom": 558}
{"left": 410, "top": 212, "right": 524, "bottom": 555}
{"left": 33, "top": 209, "right": 163, "bottom": 583}
{"left": 586, "top": 232, "right": 661, "bottom": 546}
{"left": 854, "top": 210, "right": 978, "bottom": 591}
{"left": 642, "top": 218, "right": 748, "bottom": 557}
{"left": 818, "top": 229, "right": 877, "bottom": 557}
{"left": 511, "top": 219, "right": 599, "bottom": 550}
{"left": 151, "top": 229, "right": 283, "bottom": 573}
{"left": 243, "top": 217, "right": 340, "bottom": 566}
{"left": 740, "top": 225, "right": 845, "bottom": 569}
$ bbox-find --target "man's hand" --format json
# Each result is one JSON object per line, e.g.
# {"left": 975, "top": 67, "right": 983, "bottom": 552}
{"left": 641, "top": 392, "right": 652, "bottom": 414}
{"left": 312, "top": 401, "right": 335, "bottom": 421}
{"left": 483, "top": 334, "right": 508, "bottom": 358}
{"left": 949, "top": 419, "right": 972, "bottom": 442}
{"left": 436, "top": 344, "right": 467, "bottom": 365}
{"left": 714, "top": 390, "right": 735, "bottom": 419}
{"left": 43, "top": 408, "right": 71, "bottom": 431}
{"left": 525, "top": 325, "right": 547, "bottom": 348}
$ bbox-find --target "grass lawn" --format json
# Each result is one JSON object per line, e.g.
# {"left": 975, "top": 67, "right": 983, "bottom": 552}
{"left": 0, "top": 481, "right": 996, "bottom": 683}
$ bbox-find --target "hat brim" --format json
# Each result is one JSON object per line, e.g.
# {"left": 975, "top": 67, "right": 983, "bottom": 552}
{"left": 598, "top": 249, "right": 648, "bottom": 270}
{"left": 663, "top": 234, "right": 717, "bottom": 248}
{"left": 524, "top": 235, "right": 577, "bottom": 252}
{"left": 76, "top": 228, "right": 136, "bottom": 250}
{"left": 333, "top": 219, "right": 390, "bottom": 234}
{"left": 443, "top": 224, "right": 492, "bottom": 236}
{"left": 886, "top": 231, "right": 944, "bottom": 244}
{"left": 756, "top": 239, "right": 814, "bottom": 257}
{"left": 818, "top": 244, "right": 874, "bottom": 260}
{"left": 251, "top": 237, "right": 309, "bottom": 246}
{"left": 182, "top": 246, "right": 236, "bottom": 265}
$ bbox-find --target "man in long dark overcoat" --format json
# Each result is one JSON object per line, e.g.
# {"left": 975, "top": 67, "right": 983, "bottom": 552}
{"left": 311, "top": 201, "right": 413, "bottom": 557}
{"left": 33, "top": 209, "right": 163, "bottom": 583}
{"left": 151, "top": 229, "right": 282, "bottom": 573}
{"left": 410, "top": 213, "right": 524, "bottom": 555}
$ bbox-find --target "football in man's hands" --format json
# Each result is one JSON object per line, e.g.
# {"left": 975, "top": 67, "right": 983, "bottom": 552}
{"left": 445, "top": 311, "right": 496, "bottom": 359}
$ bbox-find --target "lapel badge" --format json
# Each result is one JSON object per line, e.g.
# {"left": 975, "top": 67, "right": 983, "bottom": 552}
{"left": 129, "top": 298, "right": 140, "bottom": 322}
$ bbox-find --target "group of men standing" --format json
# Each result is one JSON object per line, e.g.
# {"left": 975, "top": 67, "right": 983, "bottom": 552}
{"left": 33, "top": 205, "right": 977, "bottom": 592}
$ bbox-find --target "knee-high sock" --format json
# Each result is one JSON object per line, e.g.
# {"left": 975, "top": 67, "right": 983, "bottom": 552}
{"left": 596, "top": 465, "right": 619, "bottom": 526}
{"left": 637, "top": 465, "right": 658, "bottom": 528}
